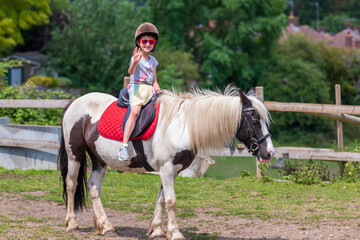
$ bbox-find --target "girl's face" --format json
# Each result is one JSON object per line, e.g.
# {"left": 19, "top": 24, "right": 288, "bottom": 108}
{"left": 138, "top": 35, "right": 156, "bottom": 53}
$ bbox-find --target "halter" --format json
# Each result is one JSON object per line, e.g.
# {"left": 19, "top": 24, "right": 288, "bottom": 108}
{"left": 236, "top": 107, "right": 271, "bottom": 156}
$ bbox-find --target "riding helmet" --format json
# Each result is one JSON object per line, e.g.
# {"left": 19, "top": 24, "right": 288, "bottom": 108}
{"left": 134, "top": 22, "right": 159, "bottom": 49}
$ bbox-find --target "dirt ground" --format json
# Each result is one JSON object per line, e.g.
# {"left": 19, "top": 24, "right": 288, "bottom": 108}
{"left": 0, "top": 192, "right": 359, "bottom": 240}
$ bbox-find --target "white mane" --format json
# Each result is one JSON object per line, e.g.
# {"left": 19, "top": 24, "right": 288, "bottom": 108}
{"left": 157, "top": 86, "right": 270, "bottom": 151}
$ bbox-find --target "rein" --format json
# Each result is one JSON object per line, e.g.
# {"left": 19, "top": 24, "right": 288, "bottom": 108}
{"left": 236, "top": 107, "right": 271, "bottom": 156}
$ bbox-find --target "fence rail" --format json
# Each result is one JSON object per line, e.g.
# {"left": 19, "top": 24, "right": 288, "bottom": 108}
{"left": 0, "top": 99, "right": 72, "bottom": 108}
{"left": 265, "top": 101, "right": 360, "bottom": 115}
{"left": 1, "top": 99, "right": 359, "bottom": 115}
{"left": 1, "top": 85, "right": 359, "bottom": 175}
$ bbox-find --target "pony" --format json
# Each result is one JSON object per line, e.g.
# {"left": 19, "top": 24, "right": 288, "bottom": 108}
{"left": 59, "top": 86, "right": 275, "bottom": 240}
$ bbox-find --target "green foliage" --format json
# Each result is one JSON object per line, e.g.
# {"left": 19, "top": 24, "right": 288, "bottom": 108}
{"left": 258, "top": 162, "right": 273, "bottom": 183}
{"left": 24, "top": 75, "right": 73, "bottom": 88}
{"left": 0, "top": 58, "right": 24, "bottom": 83}
{"left": 319, "top": 14, "right": 352, "bottom": 34}
{"left": 149, "top": 0, "right": 287, "bottom": 89}
{"left": 156, "top": 64, "right": 183, "bottom": 90}
{"left": 0, "top": 0, "right": 51, "bottom": 55}
{"left": 25, "top": 75, "right": 58, "bottom": 88}
{"left": 342, "top": 144, "right": 360, "bottom": 183}
{"left": 260, "top": 35, "right": 360, "bottom": 145}
{"left": 153, "top": 47, "right": 200, "bottom": 90}
{"left": 280, "top": 160, "right": 331, "bottom": 185}
{"left": 343, "top": 49, "right": 360, "bottom": 105}
{"left": 50, "top": 0, "right": 70, "bottom": 11}
{"left": 239, "top": 170, "right": 251, "bottom": 178}
{"left": 290, "top": 0, "right": 334, "bottom": 26}
{"left": 47, "top": 0, "right": 145, "bottom": 93}
{"left": 0, "top": 85, "right": 73, "bottom": 125}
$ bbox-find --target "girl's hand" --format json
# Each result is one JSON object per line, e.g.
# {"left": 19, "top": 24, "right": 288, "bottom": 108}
{"left": 133, "top": 47, "right": 142, "bottom": 63}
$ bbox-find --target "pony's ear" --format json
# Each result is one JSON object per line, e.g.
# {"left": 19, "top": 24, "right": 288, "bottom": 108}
{"left": 247, "top": 88, "right": 256, "bottom": 96}
{"left": 238, "top": 88, "right": 252, "bottom": 107}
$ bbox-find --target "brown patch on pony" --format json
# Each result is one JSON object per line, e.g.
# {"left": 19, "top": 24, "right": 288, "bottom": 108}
{"left": 69, "top": 115, "right": 106, "bottom": 172}
{"left": 84, "top": 119, "right": 107, "bottom": 172}
{"left": 129, "top": 156, "right": 145, "bottom": 168}
{"left": 67, "top": 114, "right": 90, "bottom": 211}
{"left": 173, "top": 150, "right": 196, "bottom": 173}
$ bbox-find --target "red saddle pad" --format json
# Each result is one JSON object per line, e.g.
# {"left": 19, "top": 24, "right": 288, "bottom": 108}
{"left": 98, "top": 101, "right": 160, "bottom": 141}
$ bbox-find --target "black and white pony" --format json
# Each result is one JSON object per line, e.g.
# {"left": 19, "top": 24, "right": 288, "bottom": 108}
{"left": 59, "top": 86, "right": 275, "bottom": 240}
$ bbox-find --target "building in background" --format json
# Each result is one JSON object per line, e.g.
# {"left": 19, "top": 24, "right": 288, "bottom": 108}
{"left": 4, "top": 51, "right": 58, "bottom": 86}
{"left": 282, "top": 12, "right": 360, "bottom": 49}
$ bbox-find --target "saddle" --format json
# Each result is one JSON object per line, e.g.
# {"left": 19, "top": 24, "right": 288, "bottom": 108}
{"left": 117, "top": 88, "right": 158, "bottom": 138}
{"left": 98, "top": 88, "right": 160, "bottom": 141}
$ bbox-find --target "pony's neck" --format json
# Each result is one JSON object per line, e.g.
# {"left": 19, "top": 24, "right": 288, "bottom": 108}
{"left": 159, "top": 92, "right": 243, "bottom": 151}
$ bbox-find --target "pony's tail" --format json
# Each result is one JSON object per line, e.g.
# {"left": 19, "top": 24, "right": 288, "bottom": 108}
{"left": 59, "top": 131, "right": 88, "bottom": 211}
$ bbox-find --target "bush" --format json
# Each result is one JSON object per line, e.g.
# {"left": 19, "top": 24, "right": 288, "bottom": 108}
{"left": 24, "top": 75, "right": 73, "bottom": 88}
{"left": 56, "top": 77, "right": 73, "bottom": 88}
{"left": 342, "top": 145, "right": 360, "bottom": 183}
{"left": 280, "top": 160, "right": 330, "bottom": 185}
{"left": 24, "top": 75, "right": 58, "bottom": 88}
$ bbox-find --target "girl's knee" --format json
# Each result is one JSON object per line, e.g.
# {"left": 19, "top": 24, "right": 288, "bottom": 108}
{"left": 130, "top": 108, "right": 141, "bottom": 118}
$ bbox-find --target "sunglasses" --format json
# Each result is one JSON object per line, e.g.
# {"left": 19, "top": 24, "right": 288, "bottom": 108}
{"left": 139, "top": 39, "right": 156, "bottom": 45}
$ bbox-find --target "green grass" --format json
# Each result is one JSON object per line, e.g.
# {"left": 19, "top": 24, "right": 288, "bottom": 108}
{"left": 1, "top": 166, "right": 360, "bottom": 225}
{"left": 205, "top": 156, "right": 342, "bottom": 180}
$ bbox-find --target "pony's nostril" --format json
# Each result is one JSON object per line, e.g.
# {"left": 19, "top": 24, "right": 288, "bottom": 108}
{"left": 268, "top": 151, "right": 274, "bottom": 159}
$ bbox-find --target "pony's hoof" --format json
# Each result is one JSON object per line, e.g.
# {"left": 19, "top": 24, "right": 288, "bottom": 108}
{"left": 148, "top": 227, "right": 165, "bottom": 239}
{"left": 65, "top": 223, "right": 79, "bottom": 232}
{"left": 102, "top": 228, "right": 116, "bottom": 237}
{"left": 166, "top": 231, "right": 185, "bottom": 240}
{"left": 96, "top": 222, "right": 115, "bottom": 235}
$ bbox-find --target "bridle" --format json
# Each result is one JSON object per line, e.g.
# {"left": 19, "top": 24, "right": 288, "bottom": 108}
{"left": 236, "top": 106, "right": 271, "bottom": 156}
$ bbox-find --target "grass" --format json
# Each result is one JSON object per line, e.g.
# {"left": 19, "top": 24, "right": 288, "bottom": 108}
{"left": 205, "top": 156, "right": 342, "bottom": 180}
{"left": 1, "top": 166, "right": 360, "bottom": 224}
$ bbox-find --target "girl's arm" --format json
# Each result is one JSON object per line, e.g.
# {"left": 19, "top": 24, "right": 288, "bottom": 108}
{"left": 152, "top": 68, "right": 160, "bottom": 92}
{"left": 128, "top": 60, "right": 137, "bottom": 75}
{"left": 128, "top": 47, "right": 141, "bottom": 75}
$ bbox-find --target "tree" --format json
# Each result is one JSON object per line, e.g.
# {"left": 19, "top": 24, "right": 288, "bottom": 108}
{"left": 261, "top": 51, "right": 334, "bottom": 146}
{"left": 47, "top": 0, "right": 144, "bottom": 93}
{"left": 153, "top": 47, "right": 200, "bottom": 90}
{"left": 260, "top": 34, "right": 360, "bottom": 145}
{"left": 319, "top": 14, "right": 351, "bottom": 34}
{"left": 149, "top": 0, "right": 287, "bottom": 89}
{"left": 14, "top": 0, "right": 71, "bottom": 53}
{"left": 0, "top": 0, "right": 51, "bottom": 55}
{"left": 291, "top": 0, "right": 335, "bottom": 26}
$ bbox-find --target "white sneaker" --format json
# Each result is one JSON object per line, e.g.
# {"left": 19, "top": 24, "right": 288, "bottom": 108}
{"left": 118, "top": 146, "right": 129, "bottom": 160}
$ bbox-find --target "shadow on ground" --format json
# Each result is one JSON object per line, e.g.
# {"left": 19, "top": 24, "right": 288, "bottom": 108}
{"left": 89, "top": 226, "right": 290, "bottom": 240}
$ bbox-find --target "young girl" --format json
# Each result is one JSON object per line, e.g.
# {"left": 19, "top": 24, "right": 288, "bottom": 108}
{"left": 119, "top": 22, "right": 161, "bottom": 160}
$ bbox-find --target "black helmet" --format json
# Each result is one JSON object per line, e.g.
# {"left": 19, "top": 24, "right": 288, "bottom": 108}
{"left": 134, "top": 22, "right": 159, "bottom": 48}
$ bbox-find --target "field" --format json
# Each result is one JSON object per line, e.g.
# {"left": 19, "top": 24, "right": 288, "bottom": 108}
{"left": 1, "top": 167, "right": 360, "bottom": 239}
{"left": 205, "top": 156, "right": 341, "bottom": 180}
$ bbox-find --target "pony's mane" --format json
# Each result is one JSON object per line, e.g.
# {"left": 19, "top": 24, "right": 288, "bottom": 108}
{"left": 157, "top": 86, "right": 270, "bottom": 151}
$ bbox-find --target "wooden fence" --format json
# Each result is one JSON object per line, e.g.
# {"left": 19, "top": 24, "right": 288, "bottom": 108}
{"left": 1, "top": 84, "right": 360, "bottom": 177}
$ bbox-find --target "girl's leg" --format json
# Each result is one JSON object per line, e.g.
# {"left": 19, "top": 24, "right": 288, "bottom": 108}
{"left": 123, "top": 104, "right": 142, "bottom": 144}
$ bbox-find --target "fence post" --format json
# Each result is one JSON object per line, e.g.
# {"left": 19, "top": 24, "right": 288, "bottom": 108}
{"left": 124, "top": 76, "right": 130, "bottom": 89}
{"left": 336, "top": 84, "right": 345, "bottom": 176}
{"left": 255, "top": 87, "right": 264, "bottom": 179}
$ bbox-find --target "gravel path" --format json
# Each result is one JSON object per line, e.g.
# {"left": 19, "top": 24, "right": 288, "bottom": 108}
{"left": 0, "top": 192, "right": 358, "bottom": 240}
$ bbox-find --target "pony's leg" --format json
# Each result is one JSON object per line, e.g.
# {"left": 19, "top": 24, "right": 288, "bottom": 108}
{"left": 147, "top": 185, "right": 165, "bottom": 238}
{"left": 65, "top": 159, "right": 81, "bottom": 232}
{"left": 159, "top": 166, "right": 185, "bottom": 240}
{"left": 87, "top": 163, "right": 115, "bottom": 235}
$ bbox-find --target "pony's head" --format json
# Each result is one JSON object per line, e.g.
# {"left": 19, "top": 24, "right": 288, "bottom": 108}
{"left": 236, "top": 89, "right": 274, "bottom": 162}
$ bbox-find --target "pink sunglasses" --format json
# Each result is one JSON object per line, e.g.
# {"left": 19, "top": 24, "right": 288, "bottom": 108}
{"left": 139, "top": 39, "right": 156, "bottom": 45}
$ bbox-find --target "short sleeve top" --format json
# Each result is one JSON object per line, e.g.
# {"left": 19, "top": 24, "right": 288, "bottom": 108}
{"left": 129, "top": 55, "right": 159, "bottom": 85}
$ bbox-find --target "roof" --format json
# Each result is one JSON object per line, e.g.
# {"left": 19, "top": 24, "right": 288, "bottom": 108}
{"left": 281, "top": 24, "right": 331, "bottom": 45}
{"left": 7, "top": 51, "right": 48, "bottom": 65}
{"left": 282, "top": 13, "right": 360, "bottom": 49}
